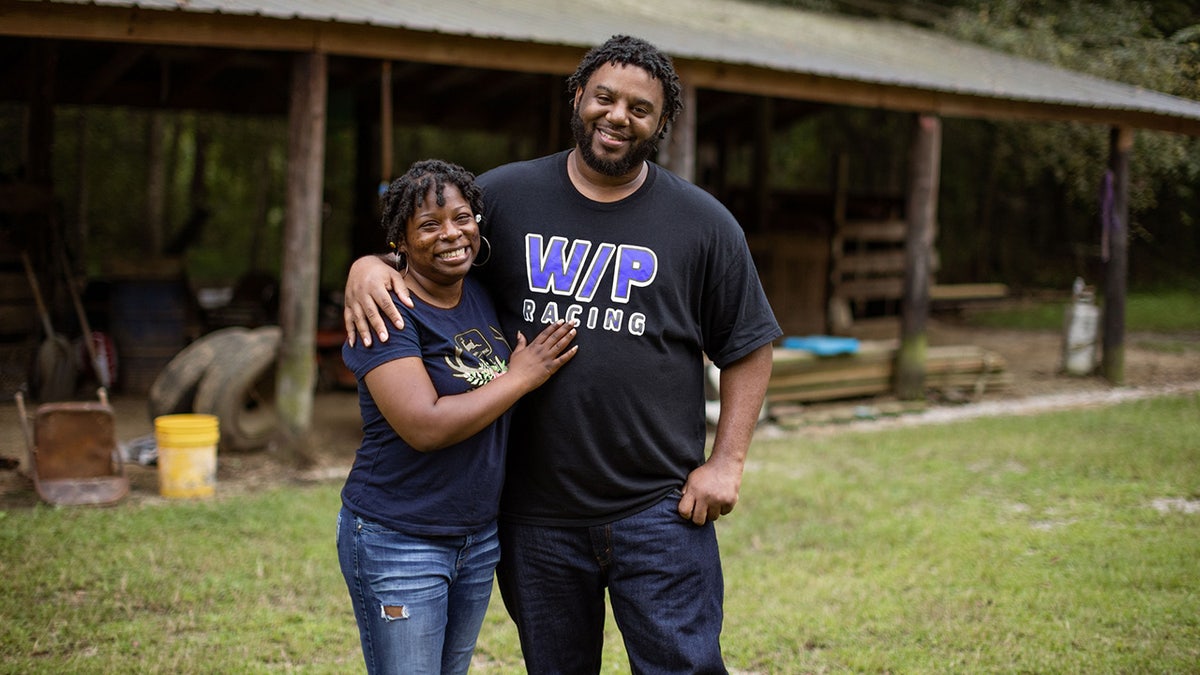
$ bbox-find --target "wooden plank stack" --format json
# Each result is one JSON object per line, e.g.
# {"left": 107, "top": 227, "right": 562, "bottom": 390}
{"left": 767, "top": 341, "right": 1011, "bottom": 406}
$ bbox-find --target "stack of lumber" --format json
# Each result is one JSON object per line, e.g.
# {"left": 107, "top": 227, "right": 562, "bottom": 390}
{"left": 767, "top": 341, "right": 1010, "bottom": 405}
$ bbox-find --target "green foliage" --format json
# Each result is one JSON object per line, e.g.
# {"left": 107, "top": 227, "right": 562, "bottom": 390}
{"left": 765, "top": 0, "right": 1200, "bottom": 290}
{"left": 933, "top": 1, "right": 1200, "bottom": 287}
{"left": 39, "top": 107, "right": 526, "bottom": 295}
{"left": 3, "top": 394, "right": 1199, "bottom": 672}
{"left": 937, "top": 0, "right": 1200, "bottom": 213}
{"left": 51, "top": 108, "right": 295, "bottom": 287}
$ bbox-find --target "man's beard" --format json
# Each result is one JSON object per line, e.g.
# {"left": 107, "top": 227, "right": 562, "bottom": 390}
{"left": 570, "top": 107, "right": 659, "bottom": 178}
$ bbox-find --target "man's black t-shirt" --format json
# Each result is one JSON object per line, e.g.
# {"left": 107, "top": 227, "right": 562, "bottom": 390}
{"left": 476, "top": 151, "right": 782, "bottom": 526}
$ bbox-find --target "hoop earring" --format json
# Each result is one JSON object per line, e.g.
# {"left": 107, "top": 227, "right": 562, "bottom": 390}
{"left": 472, "top": 236, "right": 492, "bottom": 267}
{"left": 394, "top": 252, "right": 409, "bottom": 278}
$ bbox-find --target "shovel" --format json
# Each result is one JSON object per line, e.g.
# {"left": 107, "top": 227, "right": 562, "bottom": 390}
{"left": 55, "top": 246, "right": 112, "bottom": 389}
{"left": 21, "top": 251, "right": 76, "bottom": 402}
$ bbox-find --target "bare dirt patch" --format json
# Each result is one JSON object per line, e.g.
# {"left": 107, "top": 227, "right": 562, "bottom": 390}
{"left": 2, "top": 318, "right": 1198, "bottom": 508}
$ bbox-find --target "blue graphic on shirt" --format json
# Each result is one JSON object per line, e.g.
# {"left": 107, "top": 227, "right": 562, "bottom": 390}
{"left": 525, "top": 234, "right": 657, "bottom": 302}
{"left": 523, "top": 234, "right": 653, "bottom": 336}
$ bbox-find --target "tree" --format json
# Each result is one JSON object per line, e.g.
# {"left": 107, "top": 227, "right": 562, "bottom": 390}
{"left": 935, "top": 1, "right": 1200, "bottom": 287}
{"left": 772, "top": 0, "right": 1200, "bottom": 288}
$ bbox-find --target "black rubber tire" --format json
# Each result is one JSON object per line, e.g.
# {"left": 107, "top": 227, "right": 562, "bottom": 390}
{"left": 147, "top": 327, "right": 251, "bottom": 421}
{"left": 192, "top": 326, "right": 281, "bottom": 452}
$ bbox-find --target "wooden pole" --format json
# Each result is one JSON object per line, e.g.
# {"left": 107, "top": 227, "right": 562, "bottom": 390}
{"left": 26, "top": 41, "right": 56, "bottom": 187}
{"left": 662, "top": 80, "right": 697, "bottom": 182}
{"left": 546, "top": 75, "right": 563, "bottom": 154}
{"left": 146, "top": 112, "right": 166, "bottom": 256}
{"left": 277, "top": 50, "right": 327, "bottom": 461}
{"left": 379, "top": 60, "right": 393, "bottom": 182}
{"left": 352, "top": 82, "right": 380, "bottom": 259}
{"left": 74, "top": 111, "right": 90, "bottom": 250}
{"left": 752, "top": 97, "right": 773, "bottom": 232}
{"left": 1101, "top": 126, "right": 1132, "bottom": 385}
{"left": 896, "top": 114, "right": 941, "bottom": 400}
{"left": 827, "top": 152, "right": 851, "bottom": 333}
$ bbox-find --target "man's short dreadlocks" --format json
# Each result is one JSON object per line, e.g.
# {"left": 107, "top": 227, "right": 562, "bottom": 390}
{"left": 380, "top": 159, "right": 484, "bottom": 250}
{"left": 566, "top": 35, "right": 683, "bottom": 139}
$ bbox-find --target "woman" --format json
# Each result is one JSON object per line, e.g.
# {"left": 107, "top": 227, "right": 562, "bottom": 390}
{"left": 336, "top": 159, "right": 577, "bottom": 674}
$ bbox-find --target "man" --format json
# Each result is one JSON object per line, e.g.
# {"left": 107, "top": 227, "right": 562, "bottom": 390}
{"left": 344, "top": 35, "right": 781, "bottom": 674}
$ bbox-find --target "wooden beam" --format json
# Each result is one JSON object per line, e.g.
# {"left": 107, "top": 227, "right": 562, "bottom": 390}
{"left": 0, "top": 4, "right": 585, "bottom": 74}
{"left": 1101, "top": 126, "right": 1132, "bottom": 385}
{"left": 836, "top": 276, "right": 906, "bottom": 300}
{"left": 752, "top": 97, "right": 773, "bottom": 231}
{"left": 26, "top": 40, "right": 56, "bottom": 186}
{"left": 5, "top": 1, "right": 1197, "bottom": 136}
{"left": 841, "top": 219, "right": 908, "bottom": 241}
{"left": 662, "top": 80, "right": 697, "bottom": 182}
{"left": 837, "top": 251, "right": 907, "bottom": 275}
{"left": 171, "top": 49, "right": 245, "bottom": 105}
{"left": 80, "top": 44, "right": 148, "bottom": 103}
{"left": 380, "top": 60, "right": 393, "bottom": 182}
{"left": 827, "top": 153, "right": 851, "bottom": 333}
{"left": 276, "top": 50, "right": 326, "bottom": 460}
{"left": 679, "top": 61, "right": 1200, "bottom": 136}
{"left": 767, "top": 343, "right": 1009, "bottom": 405}
{"left": 929, "top": 283, "right": 1008, "bottom": 301}
{"left": 896, "top": 114, "right": 941, "bottom": 400}
{"left": 145, "top": 112, "right": 165, "bottom": 254}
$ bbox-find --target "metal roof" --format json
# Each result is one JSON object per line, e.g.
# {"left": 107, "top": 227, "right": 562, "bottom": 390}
{"left": 24, "top": 0, "right": 1200, "bottom": 131}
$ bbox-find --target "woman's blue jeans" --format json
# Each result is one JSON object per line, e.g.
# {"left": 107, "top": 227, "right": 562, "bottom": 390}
{"left": 496, "top": 490, "right": 727, "bottom": 674}
{"left": 336, "top": 506, "right": 500, "bottom": 675}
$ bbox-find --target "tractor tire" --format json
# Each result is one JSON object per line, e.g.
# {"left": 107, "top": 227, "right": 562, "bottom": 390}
{"left": 193, "top": 326, "right": 281, "bottom": 452}
{"left": 147, "top": 327, "right": 251, "bottom": 421}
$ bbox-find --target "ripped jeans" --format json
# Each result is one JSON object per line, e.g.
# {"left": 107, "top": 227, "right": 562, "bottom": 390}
{"left": 337, "top": 507, "right": 499, "bottom": 675}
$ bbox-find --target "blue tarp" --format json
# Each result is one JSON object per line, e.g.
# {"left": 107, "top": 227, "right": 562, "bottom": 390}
{"left": 780, "top": 335, "right": 860, "bottom": 356}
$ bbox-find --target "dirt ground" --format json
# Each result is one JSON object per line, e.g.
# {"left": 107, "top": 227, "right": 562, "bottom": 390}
{"left": 2, "top": 316, "right": 1198, "bottom": 508}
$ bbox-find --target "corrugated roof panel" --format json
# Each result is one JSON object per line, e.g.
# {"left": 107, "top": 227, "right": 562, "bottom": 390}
{"left": 599, "top": 0, "right": 1200, "bottom": 118}
{"left": 32, "top": 0, "right": 1200, "bottom": 123}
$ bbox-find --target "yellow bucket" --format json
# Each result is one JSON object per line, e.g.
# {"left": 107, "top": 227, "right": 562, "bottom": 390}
{"left": 154, "top": 414, "right": 219, "bottom": 498}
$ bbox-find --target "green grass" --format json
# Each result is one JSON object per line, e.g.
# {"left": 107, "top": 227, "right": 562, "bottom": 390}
{"left": 724, "top": 393, "right": 1200, "bottom": 673}
{"left": 962, "top": 290, "right": 1200, "bottom": 334}
{"left": 3, "top": 393, "right": 1199, "bottom": 673}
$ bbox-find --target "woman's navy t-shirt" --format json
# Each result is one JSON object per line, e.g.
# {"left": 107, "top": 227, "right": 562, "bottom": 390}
{"left": 340, "top": 276, "right": 512, "bottom": 536}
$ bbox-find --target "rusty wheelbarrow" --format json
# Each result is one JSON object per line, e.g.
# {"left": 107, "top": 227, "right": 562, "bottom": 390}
{"left": 14, "top": 387, "right": 129, "bottom": 506}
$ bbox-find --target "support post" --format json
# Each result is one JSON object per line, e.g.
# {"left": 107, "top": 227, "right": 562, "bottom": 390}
{"left": 380, "top": 60, "right": 393, "bottom": 182}
{"left": 352, "top": 81, "right": 380, "bottom": 259}
{"left": 146, "top": 112, "right": 166, "bottom": 255}
{"left": 277, "top": 50, "right": 327, "bottom": 461}
{"left": 26, "top": 41, "right": 56, "bottom": 187}
{"left": 543, "top": 75, "right": 563, "bottom": 156}
{"left": 662, "top": 81, "right": 697, "bottom": 182}
{"left": 751, "top": 97, "right": 773, "bottom": 232}
{"left": 1101, "top": 126, "right": 1132, "bottom": 385}
{"left": 896, "top": 114, "right": 941, "bottom": 400}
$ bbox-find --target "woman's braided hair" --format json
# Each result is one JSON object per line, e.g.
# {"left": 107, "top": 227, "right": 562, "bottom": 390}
{"left": 381, "top": 159, "right": 484, "bottom": 249}
{"left": 566, "top": 35, "right": 683, "bottom": 139}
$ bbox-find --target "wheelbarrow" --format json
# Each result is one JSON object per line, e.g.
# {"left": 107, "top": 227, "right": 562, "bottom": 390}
{"left": 14, "top": 387, "right": 129, "bottom": 506}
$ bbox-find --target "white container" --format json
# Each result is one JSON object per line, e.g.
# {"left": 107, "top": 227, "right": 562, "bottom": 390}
{"left": 1062, "top": 280, "right": 1099, "bottom": 376}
